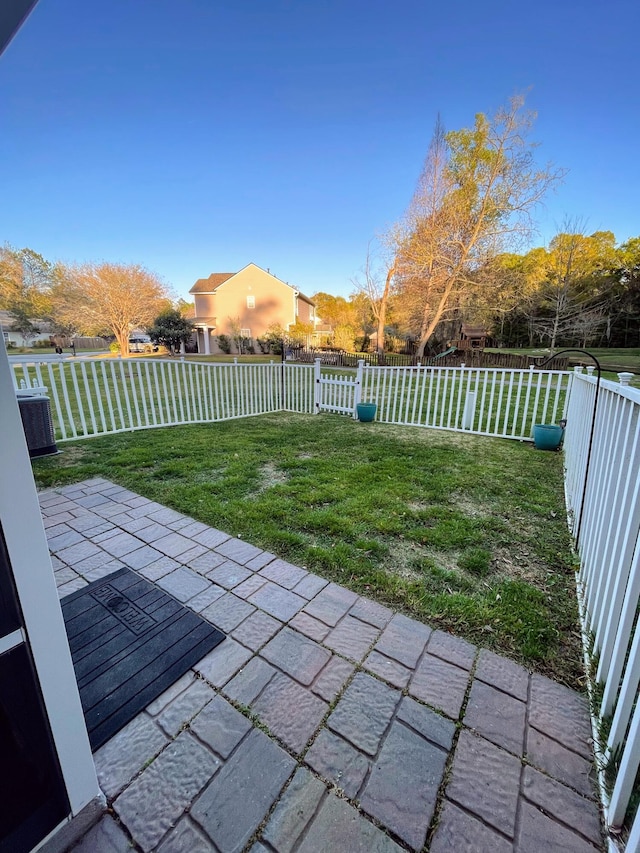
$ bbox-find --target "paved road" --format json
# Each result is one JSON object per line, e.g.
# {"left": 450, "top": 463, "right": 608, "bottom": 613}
{"left": 8, "top": 351, "right": 108, "bottom": 363}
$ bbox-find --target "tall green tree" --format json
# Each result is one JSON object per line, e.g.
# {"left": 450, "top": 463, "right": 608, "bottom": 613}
{"left": 312, "top": 293, "right": 357, "bottom": 329}
{"left": 148, "top": 308, "right": 194, "bottom": 354}
{"left": 531, "top": 226, "right": 616, "bottom": 350}
{"left": 608, "top": 236, "right": 640, "bottom": 346}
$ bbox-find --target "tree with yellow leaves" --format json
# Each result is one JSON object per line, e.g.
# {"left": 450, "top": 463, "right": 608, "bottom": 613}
{"left": 52, "top": 262, "right": 171, "bottom": 357}
{"left": 396, "top": 96, "right": 564, "bottom": 356}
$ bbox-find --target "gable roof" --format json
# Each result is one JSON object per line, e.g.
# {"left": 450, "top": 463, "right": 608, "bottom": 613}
{"left": 190, "top": 273, "right": 234, "bottom": 294}
{"left": 189, "top": 263, "right": 315, "bottom": 306}
{"left": 461, "top": 325, "right": 487, "bottom": 338}
{"left": 0, "top": 310, "right": 52, "bottom": 333}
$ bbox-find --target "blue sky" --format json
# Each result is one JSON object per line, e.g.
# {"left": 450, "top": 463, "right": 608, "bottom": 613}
{"left": 1, "top": 0, "right": 638, "bottom": 301}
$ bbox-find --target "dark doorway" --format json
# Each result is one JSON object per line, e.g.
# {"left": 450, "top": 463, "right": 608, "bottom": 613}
{"left": 0, "top": 526, "right": 69, "bottom": 853}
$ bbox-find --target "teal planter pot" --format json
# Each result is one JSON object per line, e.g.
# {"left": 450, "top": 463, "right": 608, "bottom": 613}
{"left": 533, "top": 424, "right": 564, "bottom": 451}
{"left": 356, "top": 402, "right": 377, "bottom": 422}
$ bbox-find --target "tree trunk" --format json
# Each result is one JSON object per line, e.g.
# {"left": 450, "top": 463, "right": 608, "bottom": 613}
{"left": 415, "top": 278, "right": 456, "bottom": 358}
{"left": 376, "top": 263, "right": 395, "bottom": 357}
{"left": 550, "top": 310, "right": 560, "bottom": 353}
{"left": 116, "top": 328, "right": 129, "bottom": 357}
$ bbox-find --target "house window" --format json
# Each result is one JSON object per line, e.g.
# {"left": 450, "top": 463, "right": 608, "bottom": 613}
{"left": 240, "top": 329, "right": 251, "bottom": 337}
{"left": 246, "top": 295, "right": 255, "bottom": 309}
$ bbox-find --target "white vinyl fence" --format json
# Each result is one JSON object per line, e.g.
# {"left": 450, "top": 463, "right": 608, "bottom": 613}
{"left": 11, "top": 353, "right": 640, "bottom": 842}
{"left": 361, "top": 362, "right": 570, "bottom": 438}
{"left": 11, "top": 358, "right": 283, "bottom": 440}
{"left": 564, "top": 371, "right": 640, "bottom": 841}
{"left": 315, "top": 360, "right": 363, "bottom": 415}
{"left": 10, "top": 356, "right": 571, "bottom": 443}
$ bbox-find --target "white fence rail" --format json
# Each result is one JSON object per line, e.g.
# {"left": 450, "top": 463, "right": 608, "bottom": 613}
{"left": 11, "top": 358, "right": 282, "bottom": 440}
{"left": 11, "top": 353, "right": 640, "bottom": 841}
{"left": 10, "top": 357, "right": 572, "bottom": 443}
{"left": 564, "top": 372, "right": 640, "bottom": 839}
{"left": 315, "top": 359, "right": 363, "bottom": 415}
{"left": 282, "top": 362, "right": 314, "bottom": 414}
{"left": 362, "top": 363, "right": 570, "bottom": 439}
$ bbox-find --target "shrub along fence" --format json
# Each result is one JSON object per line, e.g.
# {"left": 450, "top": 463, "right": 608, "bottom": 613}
{"left": 10, "top": 354, "right": 640, "bottom": 842}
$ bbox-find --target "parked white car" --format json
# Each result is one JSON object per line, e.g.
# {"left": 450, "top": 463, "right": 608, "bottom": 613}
{"left": 128, "top": 336, "right": 157, "bottom": 353}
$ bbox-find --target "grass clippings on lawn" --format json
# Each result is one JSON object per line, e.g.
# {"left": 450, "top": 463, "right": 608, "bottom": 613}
{"left": 33, "top": 412, "right": 584, "bottom": 687}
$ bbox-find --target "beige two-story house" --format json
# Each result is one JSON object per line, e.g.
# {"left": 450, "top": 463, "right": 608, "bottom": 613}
{"left": 189, "top": 263, "right": 318, "bottom": 354}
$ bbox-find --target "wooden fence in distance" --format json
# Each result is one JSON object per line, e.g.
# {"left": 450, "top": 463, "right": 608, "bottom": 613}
{"left": 293, "top": 348, "right": 569, "bottom": 371}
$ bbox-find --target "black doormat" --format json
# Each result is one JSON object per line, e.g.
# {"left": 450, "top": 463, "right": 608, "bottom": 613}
{"left": 61, "top": 567, "right": 225, "bottom": 751}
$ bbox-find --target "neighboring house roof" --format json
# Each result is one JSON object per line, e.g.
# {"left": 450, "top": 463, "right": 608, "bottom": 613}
{"left": 460, "top": 325, "right": 487, "bottom": 338}
{"left": 189, "top": 263, "right": 315, "bottom": 307}
{"left": 190, "top": 273, "right": 234, "bottom": 294}
{"left": 0, "top": 310, "right": 52, "bottom": 333}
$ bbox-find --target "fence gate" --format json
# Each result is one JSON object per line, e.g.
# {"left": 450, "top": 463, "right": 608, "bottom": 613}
{"left": 314, "top": 358, "right": 363, "bottom": 417}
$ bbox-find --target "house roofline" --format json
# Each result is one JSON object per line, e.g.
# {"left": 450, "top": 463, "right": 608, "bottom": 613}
{"left": 189, "top": 263, "right": 315, "bottom": 306}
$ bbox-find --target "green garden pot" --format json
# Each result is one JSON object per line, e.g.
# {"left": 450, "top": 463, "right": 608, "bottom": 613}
{"left": 533, "top": 424, "right": 564, "bottom": 451}
{"left": 356, "top": 402, "right": 377, "bottom": 423}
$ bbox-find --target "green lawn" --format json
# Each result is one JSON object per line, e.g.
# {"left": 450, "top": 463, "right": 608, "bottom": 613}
{"left": 7, "top": 345, "right": 110, "bottom": 355}
{"left": 11, "top": 356, "right": 569, "bottom": 442}
{"left": 486, "top": 346, "right": 640, "bottom": 377}
{"left": 32, "top": 412, "right": 583, "bottom": 687}
{"left": 179, "top": 354, "right": 279, "bottom": 364}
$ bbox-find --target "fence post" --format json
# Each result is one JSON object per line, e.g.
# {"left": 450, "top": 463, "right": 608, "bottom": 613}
{"left": 462, "top": 393, "right": 476, "bottom": 429}
{"left": 314, "top": 358, "right": 321, "bottom": 414}
{"left": 353, "top": 359, "right": 364, "bottom": 418}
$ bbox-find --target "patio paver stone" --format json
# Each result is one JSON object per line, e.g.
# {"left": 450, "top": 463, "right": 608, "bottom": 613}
{"left": 409, "top": 652, "right": 471, "bottom": 719}
{"left": 464, "top": 677, "right": 527, "bottom": 755}
{"left": 374, "top": 612, "right": 431, "bottom": 668}
{"left": 44, "top": 481, "right": 604, "bottom": 853}
{"left": 248, "top": 581, "right": 306, "bottom": 621}
{"left": 190, "top": 728, "right": 295, "bottom": 853}
{"left": 327, "top": 672, "right": 399, "bottom": 756}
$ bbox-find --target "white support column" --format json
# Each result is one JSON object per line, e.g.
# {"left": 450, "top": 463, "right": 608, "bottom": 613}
{"left": 203, "top": 327, "right": 211, "bottom": 356}
{"left": 353, "top": 359, "right": 364, "bottom": 418}
{"left": 462, "top": 393, "right": 476, "bottom": 429}
{"left": 0, "top": 346, "right": 99, "bottom": 817}
{"left": 314, "top": 358, "right": 322, "bottom": 413}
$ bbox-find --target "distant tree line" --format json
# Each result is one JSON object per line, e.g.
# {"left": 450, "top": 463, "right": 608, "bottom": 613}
{"left": 345, "top": 95, "right": 639, "bottom": 355}
{"left": 0, "top": 247, "right": 194, "bottom": 356}
{"left": 309, "top": 222, "right": 639, "bottom": 355}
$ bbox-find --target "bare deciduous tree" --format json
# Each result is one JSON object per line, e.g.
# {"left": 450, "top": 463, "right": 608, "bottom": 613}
{"left": 352, "top": 240, "right": 396, "bottom": 356}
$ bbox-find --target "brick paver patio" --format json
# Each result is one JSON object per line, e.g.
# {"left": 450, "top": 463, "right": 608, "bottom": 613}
{"left": 41, "top": 478, "right": 605, "bottom": 852}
